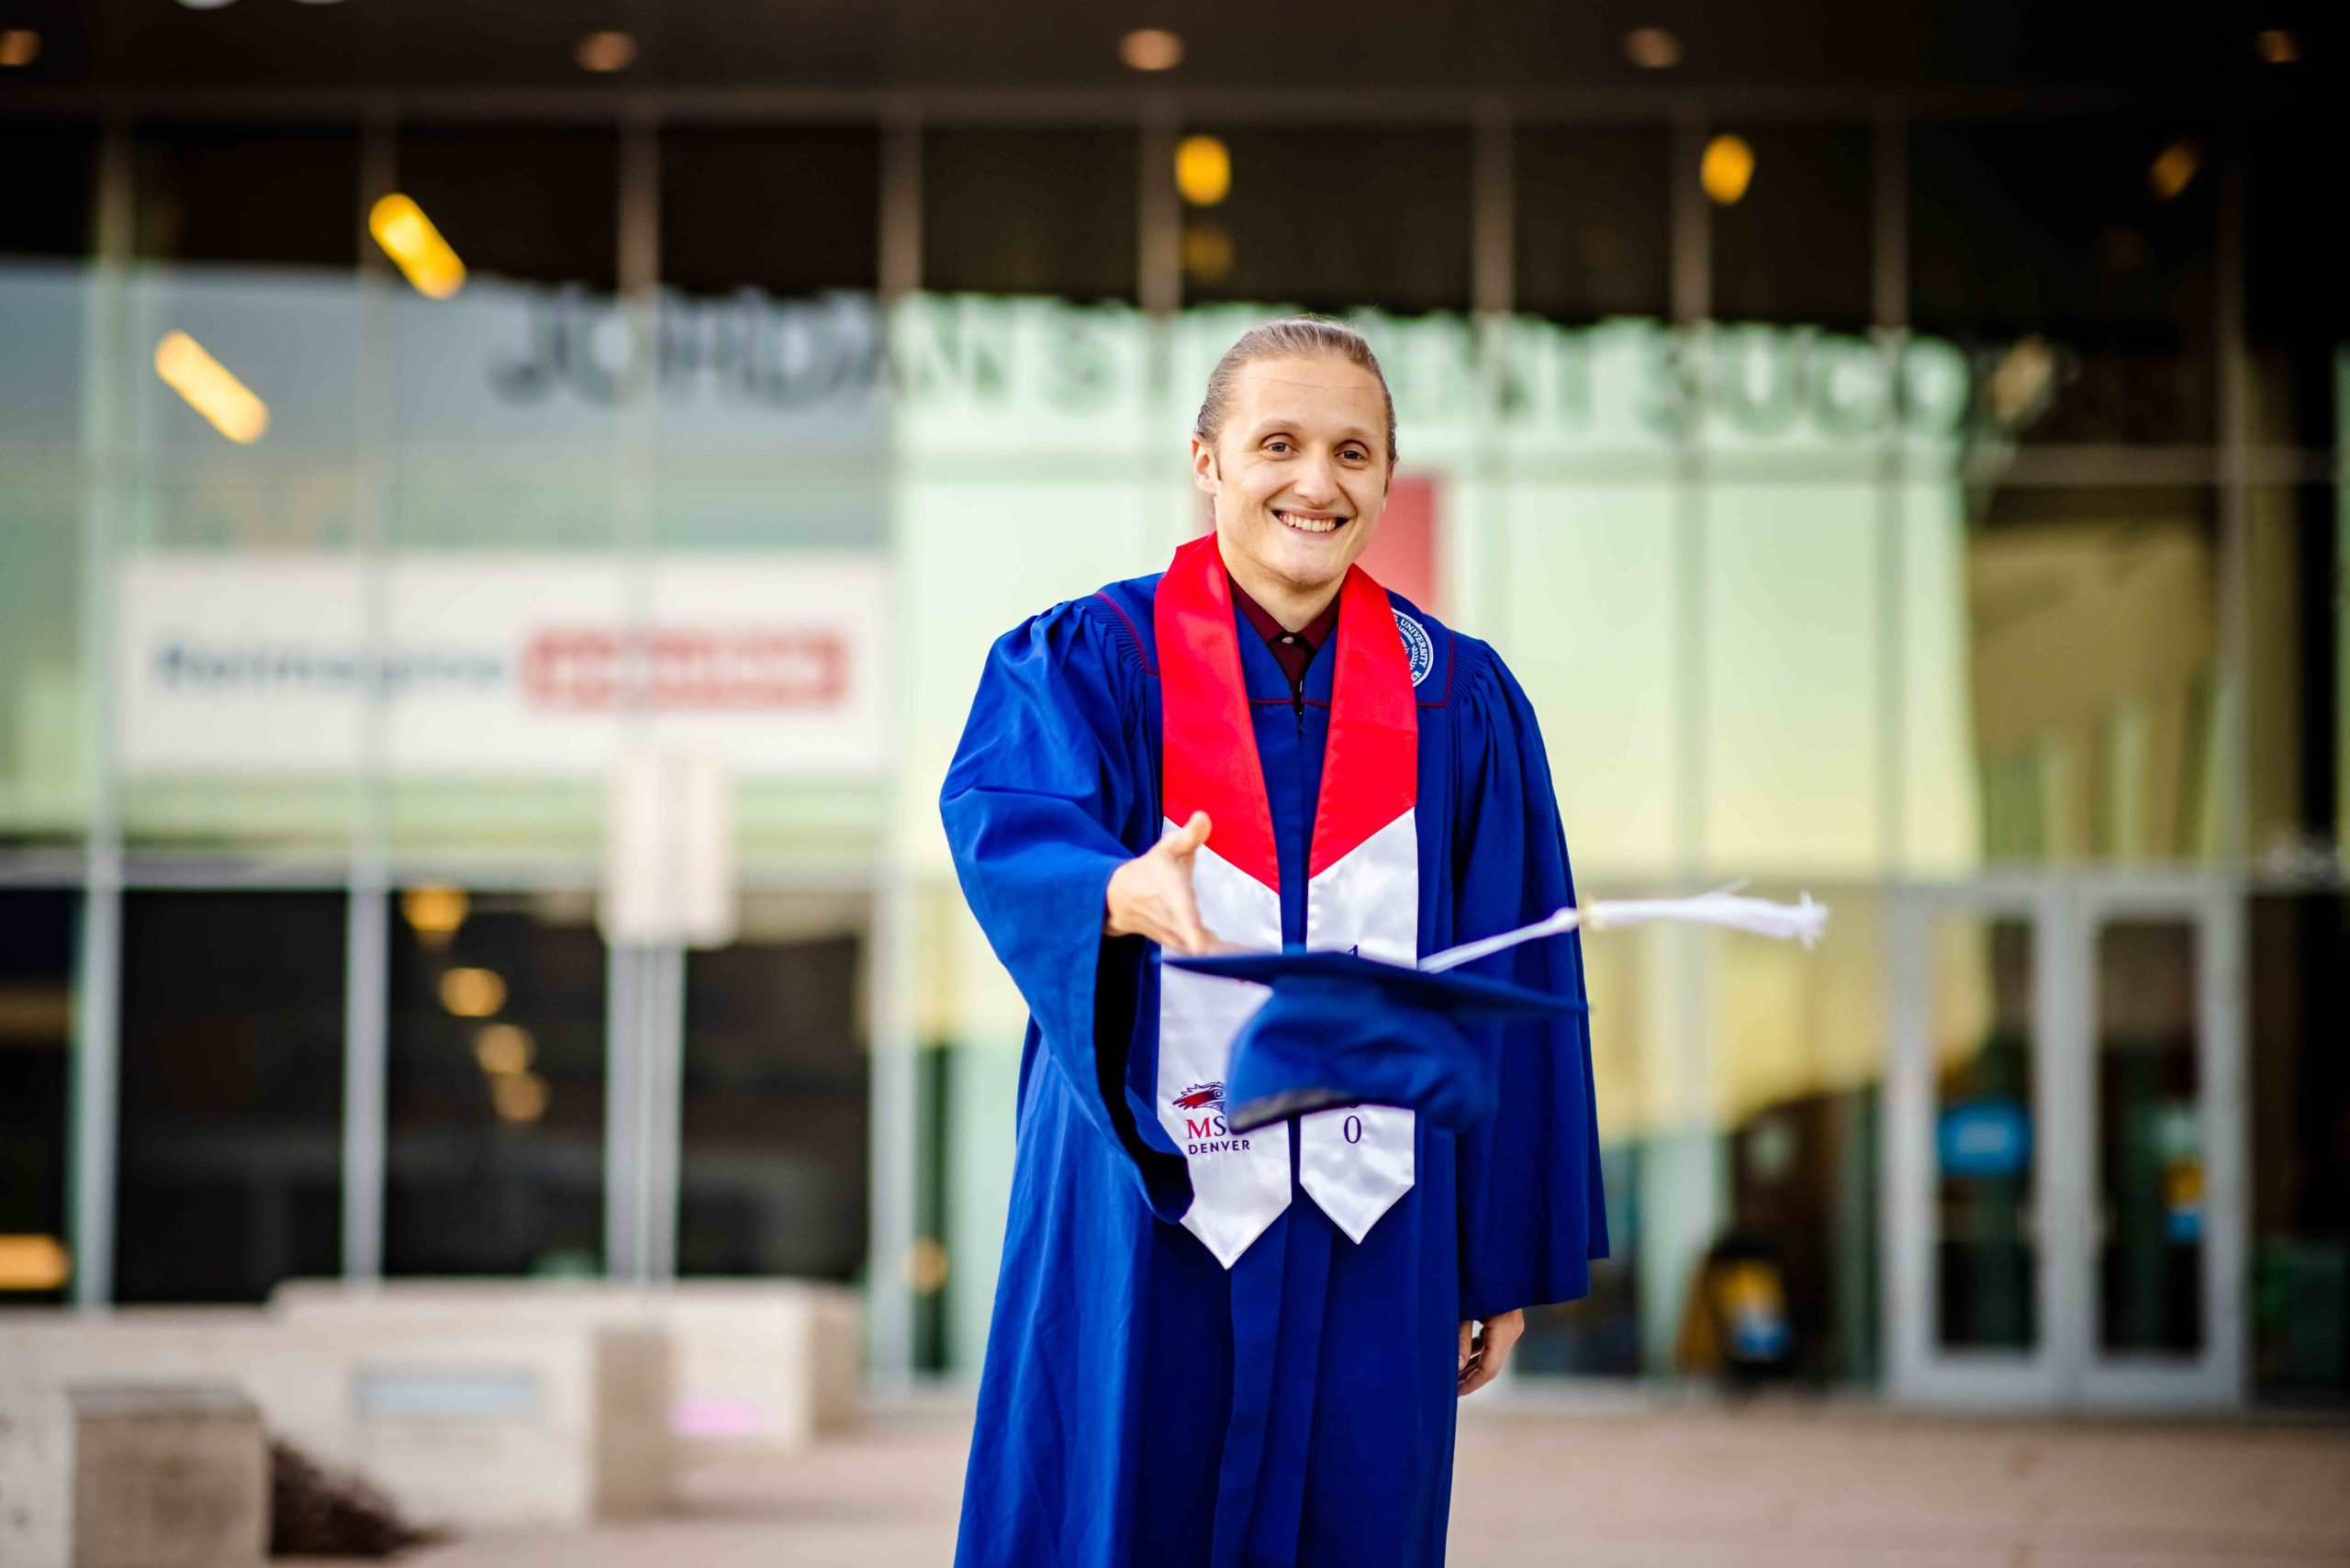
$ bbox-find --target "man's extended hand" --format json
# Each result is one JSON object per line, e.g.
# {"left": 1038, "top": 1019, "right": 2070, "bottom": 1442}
{"left": 1456, "top": 1310, "right": 1523, "bottom": 1397}
{"left": 1105, "top": 811, "right": 1226, "bottom": 955}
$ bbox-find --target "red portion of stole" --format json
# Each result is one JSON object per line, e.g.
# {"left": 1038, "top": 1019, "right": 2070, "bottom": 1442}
{"left": 1155, "top": 534, "right": 1416, "bottom": 893}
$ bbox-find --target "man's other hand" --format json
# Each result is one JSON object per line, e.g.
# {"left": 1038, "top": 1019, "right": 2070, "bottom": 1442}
{"left": 1456, "top": 1310, "right": 1524, "bottom": 1397}
{"left": 1105, "top": 811, "right": 1227, "bottom": 955}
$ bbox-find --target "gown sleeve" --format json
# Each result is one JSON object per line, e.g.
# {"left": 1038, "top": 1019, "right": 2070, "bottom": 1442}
{"left": 940, "top": 598, "right": 1192, "bottom": 1220}
{"left": 1449, "top": 642, "right": 1609, "bottom": 1321}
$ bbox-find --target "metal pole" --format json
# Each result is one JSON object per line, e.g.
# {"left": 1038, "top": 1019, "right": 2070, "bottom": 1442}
{"left": 69, "top": 114, "right": 135, "bottom": 1311}
{"left": 866, "top": 874, "right": 919, "bottom": 1389}
{"left": 643, "top": 943, "right": 685, "bottom": 1282}
{"left": 341, "top": 106, "right": 398, "bottom": 1284}
{"left": 867, "top": 98, "right": 925, "bottom": 1389}
{"left": 1872, "top": 104, "right": 1909, "bottom": 879}
{"left": 2213, "top": 146, "right": 2250, "bottom": 870}
{"left": 604, "top": 942, "right": 643, "bottom": 1279}
{"left": 1137, "top": 108, "right": 1180, "bottom": 319}
{"left": 878, "top": 110, "right": 923, "bottom": 306}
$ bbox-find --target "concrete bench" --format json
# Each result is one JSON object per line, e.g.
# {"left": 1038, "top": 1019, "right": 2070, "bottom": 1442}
{"left": 271, "top": 1278, "right": 862, "bottom": 1458}
{"left": 0, "top": 1310, "right": 670, "bottom": 1531}
{"left": 0, "top": 1380, "right": 268, "bottom": 1568}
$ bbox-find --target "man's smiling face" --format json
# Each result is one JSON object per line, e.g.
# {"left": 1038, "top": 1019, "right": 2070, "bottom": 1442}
{"left": 1192, "top": 355, "right": 1391, "bottom": 612}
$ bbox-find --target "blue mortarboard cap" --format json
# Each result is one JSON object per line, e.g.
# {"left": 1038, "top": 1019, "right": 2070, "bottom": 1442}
{"left": 1164, "top": 948, "right": 1584, "bottom": 1135}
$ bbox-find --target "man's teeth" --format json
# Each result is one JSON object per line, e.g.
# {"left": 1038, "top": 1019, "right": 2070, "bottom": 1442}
{"left": 1278, "top": 512, "right": 1345, "bottom": 534}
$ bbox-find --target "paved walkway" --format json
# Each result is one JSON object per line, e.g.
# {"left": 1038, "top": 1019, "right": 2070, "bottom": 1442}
{"left": 387, "top": 1395, "right": 2350, "bottom": 1567}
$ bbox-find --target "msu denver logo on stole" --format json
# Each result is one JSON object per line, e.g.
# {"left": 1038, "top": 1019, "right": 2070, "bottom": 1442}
{"left": 1172, "top": 1082, "right": 1250, "bottom": 1155}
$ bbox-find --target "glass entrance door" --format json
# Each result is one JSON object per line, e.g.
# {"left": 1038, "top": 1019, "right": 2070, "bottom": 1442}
{"left": 1886, "top": 879, "right": 2244, "bottom": 1409}
{"left": 2076, "top": 883, "right": 2244, "bottom": 1408}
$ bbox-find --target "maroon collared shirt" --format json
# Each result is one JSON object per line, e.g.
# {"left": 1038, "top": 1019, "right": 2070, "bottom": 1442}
{"left": 1228, "top": 574, "right": 1339, "bottom": 697}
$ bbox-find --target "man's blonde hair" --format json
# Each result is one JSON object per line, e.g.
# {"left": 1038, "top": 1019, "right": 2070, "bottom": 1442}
{"left": 1193, "top": 316, "right": 1398, "bottom": 470}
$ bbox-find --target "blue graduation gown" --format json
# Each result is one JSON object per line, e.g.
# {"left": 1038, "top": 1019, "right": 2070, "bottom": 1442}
{"left": 941, "top": 571, "right": 1606, "bottom": 1568}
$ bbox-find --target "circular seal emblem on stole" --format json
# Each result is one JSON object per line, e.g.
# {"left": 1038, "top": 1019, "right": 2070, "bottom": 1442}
{"left": 1393, "top": 610, "right": 1434, "bottom": 687}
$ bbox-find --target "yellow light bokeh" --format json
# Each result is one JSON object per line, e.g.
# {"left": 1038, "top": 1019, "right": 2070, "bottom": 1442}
{"left": 1181, "top": 221, "right": 1235, "bottom": 284}
{"left": 368, "top": 194, "right": 467, "bottom": 299}
{"left": 1175, "top": 134, "right": 1231, "bottom": 207}
{"left": 576, "top": 29, "right": 638, "bottom": 73}
{"left": 2255, "top": 28, "right": 2300, "bottom": 65}
{"left": 2148, "top": 139, "right": 2201, "bottom": 201}
{"left": 0, "top": 28, "right": 40, "bottom": 67}
{"left": 401, "top": 883, "right": 469, "bottom": 943}
{"left": 0, "top": 1234, "right": 72, "bottom": 1292}
{"left": 1700, "top": 134, "right": 1755, "bottom": 206}
{"left": 491, "top": 1070, "right": 550, "bottom": 1124}
{"left": 440, "top": 966, "right": 508, "bottom": 1018}
{"left": 152, "top": 330, "right": 269, "bottom": 444}
{"left": 1119, "top": 28, "right": 1184, "bottom": 72}
{"left": 474, "top": 1023, "right": 535, "bottom": 1077}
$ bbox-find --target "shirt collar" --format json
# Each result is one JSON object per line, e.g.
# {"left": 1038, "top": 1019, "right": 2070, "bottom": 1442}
{"left": 1227, "top": 572, "right": 1340, "bottom": 653}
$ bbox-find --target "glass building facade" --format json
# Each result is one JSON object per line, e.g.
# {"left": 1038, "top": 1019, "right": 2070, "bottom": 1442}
{"left": 0, "top": 80, "right": 2342, "bottom": 1406}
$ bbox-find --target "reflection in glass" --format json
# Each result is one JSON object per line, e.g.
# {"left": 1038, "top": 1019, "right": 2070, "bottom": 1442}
{"left": 2097, "top": 920, "right": 2203, "bottom": 1355}
{"left": 386, "top": 889, "right": 605, "bottom": 1277}
{"left": 1967, "top": 487, "right": 2221, "bottom": 865}
{"left": 678, "top": 893, "right": 868, "bottom": 1280}
{"left": 1933, "top": 915, "right": 2036, "bottom": 1350}
{"left": 116, "top": 891, "right": 346, "bottom": 1304}
{"left": 0, "top": 890, "right": 77, "bottom": 1307}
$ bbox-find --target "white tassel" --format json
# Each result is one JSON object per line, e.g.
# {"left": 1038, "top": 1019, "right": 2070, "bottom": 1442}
{"left": 1421, "top": 889, "right": 1829, "bottom": 972}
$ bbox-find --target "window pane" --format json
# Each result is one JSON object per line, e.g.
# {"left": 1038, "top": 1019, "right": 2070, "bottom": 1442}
{"left": 1709, "top": 125, "right": 1873, "bottom": 329}
{"left": 2246, "top": 482, "right": 2338, "bottom": 867}
{"left": 1911, "top": 119, "right": 2217, "bottom": 444}
{"left": 678, "top": 893, "right": 868, "bottom": 1279}
{"left": 1705, "top": 477, "right": 1881, "bottom": 874}
{"left": 2250, "top": 892, "right": 2350, "bottom": 1400}
{"left": 2246, "top": 104, "right": 2344, "bottom": 452}
{"left": 387, "top": 131, "right": 622, "bottom": 489}
{"left": 1933, "top": 913, "right": 2037, "bottom": 1351}
{"left": 661, "top": 126, "right": 878, "bottom": 298}
{"left": 0, "top": 486, "right": 83, "bottom": 848}
{"left": 2096, "top": 919, "right": 2203, "bottom": 1356}
{"left": 0, "top": 890, "right": 78, "bottom": 1307}
{"left": 116, "top": 891, "right": 346, "bottom": 1304}
{"left": 923, "top": 128, "right": 1136, "bottom": 301}
{"left": 1717, "top": 887, "right": 1887, "bottom": 1380}
{"left": 0, "top": 123, "right": 95, "bottom": 259}
{"left": 397, "top": 128, "right": 618, "bottom": 291}
{"left": 386, "top": 889, "right": 606, "bottom": 1277}
{"left": 1965, "top": 487, "right": 2221, "bottom": 864}
{"left": 1515, "top": 127, "right": 1669, "bottom": 322}
{"left": 1181, "top": 127, "right": 1470, "bottom": 314}
{"left": 654, "top": 128, "right": 890, "bottom": 551}
{"left": 135, "top": 123, "right": 359, "bottom": 269}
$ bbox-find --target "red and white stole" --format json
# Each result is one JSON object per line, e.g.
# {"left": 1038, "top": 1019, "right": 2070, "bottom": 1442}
{"left": 1154, "top": 535, "right": 1419, "bottom": 1269}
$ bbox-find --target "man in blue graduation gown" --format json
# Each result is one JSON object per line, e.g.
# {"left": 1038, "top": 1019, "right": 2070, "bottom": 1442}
{"left": 941, "top": 318, "right": 1606, "bottom": 1567}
